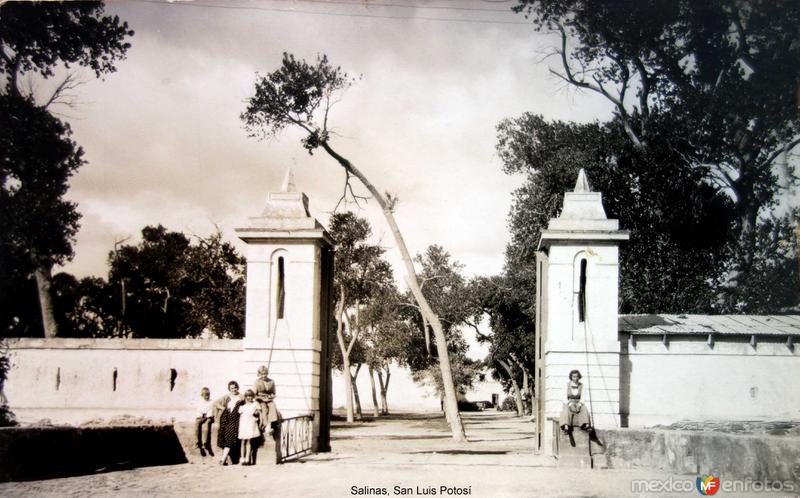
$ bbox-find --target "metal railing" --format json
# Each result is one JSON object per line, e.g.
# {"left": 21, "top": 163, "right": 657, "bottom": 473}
{"left": 275, "top": 414, "right": 314, "bottom": 464}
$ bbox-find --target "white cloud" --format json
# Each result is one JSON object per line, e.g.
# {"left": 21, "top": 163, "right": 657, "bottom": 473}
{"left": 59, "top": 0, "right": 614, "bottom": 281}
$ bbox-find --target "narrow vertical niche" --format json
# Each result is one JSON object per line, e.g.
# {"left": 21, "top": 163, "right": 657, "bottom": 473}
{"left": 55, "top": 367, "right": 61, "bottom": 391}
{"left": 578, "top": 258, "right": 587, "bottom": 323}
{"left": 169, "top": 368, "right": 178, "bottom": 392}
{"left": 276, "top": 256, "right": 285, "bottom": 319}
{"left": 112, "top": 368, "right": 118, "bottom": 391}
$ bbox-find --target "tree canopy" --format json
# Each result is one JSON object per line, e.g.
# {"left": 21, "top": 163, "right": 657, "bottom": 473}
{"left": 513, "top": 0, "right": 800, "bottom": 255}
{"left": 0, "top": 95, "right": 83, "bottom": 336}
{"left": 502, "top": 1, "right": 800, "bottom": 313}
{"left": 498, "top": 114, "right": 740, "bottom": 313}
{"left": 104, "top": 226, "right": 245, "bottom": 339}
{"left": 328, "top": 211, "right": 396, "bottom": 422}
{"left": 0, "top": 1, "right": 134, "bottom": 337}
{"left": 1, "top": 1, "right": 133, "bottom": 96}
{"left": 36, "top": 226, "right": 246, "bottom": 340}
{"left": 0, "top": 96, "right": 83, "bottom": 268}
{"left": 405, "top": 246, "right": 481, "bottom": 396}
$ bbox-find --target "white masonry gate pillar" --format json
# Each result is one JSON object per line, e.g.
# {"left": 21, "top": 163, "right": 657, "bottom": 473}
{"left": 235, "top": 167, "right": 334, "bottom": 452}
{"left": 534, "top": 169, "right": 628, "bottom": 455}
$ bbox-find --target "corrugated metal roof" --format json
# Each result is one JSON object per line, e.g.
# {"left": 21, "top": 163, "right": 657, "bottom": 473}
{"left": 618, "top": 314, "right": 800, "bottom": 336}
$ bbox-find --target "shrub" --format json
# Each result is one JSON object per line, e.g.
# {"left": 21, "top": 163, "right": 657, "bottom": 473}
{"left": 0, "top": 343, "right": 17, "bottom": 427}
{"left": 500, "top": 396, "right": 517, "bottom": 412}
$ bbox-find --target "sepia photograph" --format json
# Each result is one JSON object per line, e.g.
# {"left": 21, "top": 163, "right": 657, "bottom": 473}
{"left": 1, "top": 0, "right": 799, "bottom": 496}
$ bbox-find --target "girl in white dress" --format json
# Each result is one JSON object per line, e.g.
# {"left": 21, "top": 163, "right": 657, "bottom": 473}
{"left": 238, "top": 390, "right": 261, "bottom": 465}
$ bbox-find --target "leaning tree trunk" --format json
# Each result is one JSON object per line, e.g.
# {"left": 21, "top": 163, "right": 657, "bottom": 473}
{"left": 320, "top": 141, "right": 466, "bottom": 442}
{"left": 333, "top": 294, "right": 355, "bottom": 423}
{"left": 521, "top": 369, "right": 530, "bottom": 415}
{"left": 511, "top": 354, "right": 531, "bottom": 415}
{"left": 378, "top": 366, "right": 390, "bottom": 415}
{"left": 351, "top": 363, "right": 363, "bottom": 420}
{"left": 368, "top": 365, "right": 380, "bottom": 417}
{"left": 498, "top": 359, "right": 524, "bottom": 417}
{"left": 33, "top": 262, "right": 58, "bottom": 338}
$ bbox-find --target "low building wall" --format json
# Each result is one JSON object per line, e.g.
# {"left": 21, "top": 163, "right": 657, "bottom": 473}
{"left": 3, "top": 338, "right": 498, "bottom": 424}
{"left": 600, "top": 428, "right": 800, "bottom": 488}
{"left": 621, "top": 335, "right": 800, "bottom": 427}
{"left": 4, "top": 338, "right": 243, "bottom": 424}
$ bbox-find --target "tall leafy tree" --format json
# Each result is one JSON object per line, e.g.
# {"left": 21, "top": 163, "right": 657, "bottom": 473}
{"left": 362, "top": 285, "right": 412, "bottom": 416}
{"left": 51, "top": 273, "right": 116, "bottom": 338}
{"left": 328, "top": 212, "right": 394, "bottom": 423}
{"left": 0, "top": 95, "right": 83, "bottom": 337}
{"left": 103, "top": 225, "right": 245, "bottom": 339}
{"left": 405, "top": 246, "right": 480, "bottom": 407}
{"left": 241, "top": 53, "right": 467, "bottom": 440}
{"left": 45, "top": 228, "right": 246, "bottom": 339}
{"left": 0, "top": 2, "right": 133, "bottom": 337}
{"left": 513, "top": 0, "right": 800, "bottom": 271}
{"left": 497, "top": 114, "right": 735, "bottom": 313}
{"left": 470, "top": 274, "right": 534, "bottom": 416}
{"left": 1, "top": 2, "right": 133, "bottom": 98}
{"left": 719, "top": 211, "right": 800, "bottom": 313}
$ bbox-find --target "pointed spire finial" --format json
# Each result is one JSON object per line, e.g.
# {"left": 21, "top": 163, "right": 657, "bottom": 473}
{"left": 574, "top": 168, "right": 591, "bottom": 193}
{"left": 281, "top": 164, "right": 296, "bottom": 193}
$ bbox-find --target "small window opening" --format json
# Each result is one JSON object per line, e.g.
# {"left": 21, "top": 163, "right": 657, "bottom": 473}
{"left": 169, "top": 368, "right": 178, "bottom": 391}
{"left": 578, "top": 259, "right": 587, "bottom": 322}
{"left": 276, "top": 256, "right": 285, "bottom": 319}
{"left": 56, "top": 367, "right": 61, "bottom": 391}
{"left": 112, "top": 368, "right": 118, "bottom": 391}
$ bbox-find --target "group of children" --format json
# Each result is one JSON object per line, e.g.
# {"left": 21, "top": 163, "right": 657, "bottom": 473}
{"left": 194, "top": 365, "right": 278, "bottom": 466}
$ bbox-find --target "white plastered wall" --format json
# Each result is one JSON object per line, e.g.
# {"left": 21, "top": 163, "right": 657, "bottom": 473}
{"left": 621, "top": 336, "right": 800, "bottom": 427}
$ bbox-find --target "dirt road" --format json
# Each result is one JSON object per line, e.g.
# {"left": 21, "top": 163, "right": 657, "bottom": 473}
{"left": 0, "top": 411, "right": 772, "bottom": 497}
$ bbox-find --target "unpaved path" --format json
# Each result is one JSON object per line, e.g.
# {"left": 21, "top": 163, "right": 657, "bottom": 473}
{"left": 0, "top": 411, "right": 777, "bottom": 497}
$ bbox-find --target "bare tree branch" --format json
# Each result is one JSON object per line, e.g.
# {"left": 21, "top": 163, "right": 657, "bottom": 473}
{"left": 333, "top": 169, "right": 371, "bottom": 212}
{"left": 759, "top": 136, "right": 800, "bottom": 171}
{"left": 552, "top": 24, "right": 643, "bottom": 148}
{"left": 40, "top": 72, "right": 85, "bottom": 109}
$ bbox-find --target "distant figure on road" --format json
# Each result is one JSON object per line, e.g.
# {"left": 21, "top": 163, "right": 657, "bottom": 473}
{"left": 559, "top": 370, "right": 591, "bottom": 433}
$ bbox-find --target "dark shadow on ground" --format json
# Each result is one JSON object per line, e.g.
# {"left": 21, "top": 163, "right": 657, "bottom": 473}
{"left": 333, "top": 435, "right": 452, "bottom": 441}
{"left": 405, "top": 449, "right": 510, "bottom": 455}
{"left": 462, "top": 414, "right": 521, "bottom": 420}
{"left": 332, "top": 412, "right": 445, "bottom": 422}
{"left": 467, "top": 436, "right": 535, "bottom": 443}
{"left": 0, "top": 425, "right": 187, "bottom": 482}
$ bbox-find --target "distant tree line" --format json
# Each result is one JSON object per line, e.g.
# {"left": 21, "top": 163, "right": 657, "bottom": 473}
{"left": 327, "top": 212, "right": 489, "bottom": 422}
{"left": 2, "top": 225, "right": 246, "bottom": 340}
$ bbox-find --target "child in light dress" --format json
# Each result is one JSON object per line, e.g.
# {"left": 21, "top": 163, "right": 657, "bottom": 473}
{"left": 238, "top": 389, "right": 261, "bottom": 465}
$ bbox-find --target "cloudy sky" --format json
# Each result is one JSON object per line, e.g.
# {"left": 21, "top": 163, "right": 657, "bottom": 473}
{"left": 56, "top": 0, "right": 614, "bottom": 283}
